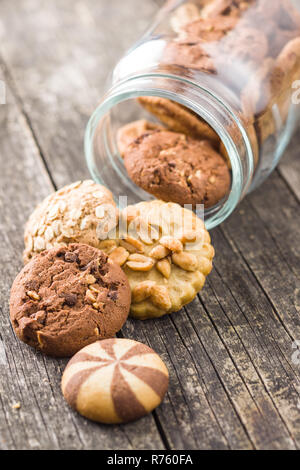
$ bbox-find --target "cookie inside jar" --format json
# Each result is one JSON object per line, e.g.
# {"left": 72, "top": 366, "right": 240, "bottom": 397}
{"left": 86, "top": 0, "right": 300, "bottom": 228}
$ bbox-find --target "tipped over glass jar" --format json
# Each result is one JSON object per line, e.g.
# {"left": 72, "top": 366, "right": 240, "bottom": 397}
{"left": 85, "top": 0, "right": 300, "bottom": 230}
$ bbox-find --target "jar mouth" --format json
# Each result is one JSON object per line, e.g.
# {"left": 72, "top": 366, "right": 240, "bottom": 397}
{"left": 85, "top": 73, "right": 254, "bottom": 230}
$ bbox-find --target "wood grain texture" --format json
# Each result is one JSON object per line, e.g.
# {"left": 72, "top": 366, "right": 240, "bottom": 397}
{"left": 0, "top": 0, "right": 299, "bottom": 450}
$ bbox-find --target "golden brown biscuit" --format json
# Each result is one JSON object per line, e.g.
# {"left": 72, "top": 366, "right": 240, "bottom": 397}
{"left": 163, "top": 39, "right": 217, "bottom": 73}
{"left": 23, "top": 180, "right": 118, "bottom": 263}
{"left": 182, "top": 15, "right": 238, "bottom": 42}
{"left": 201, "top": 0, "right": 255, "bottom": 19}
{"left": 100, "top": 200, "right": 215, "bottom": 319}
{"left": 61, "top": 338, "right": 169, "bottom": 424}
{"left": 137, "top": 96, "right": 220, "bottom": 144}
{"left": 170, "top": 2, "right": 201, "bottom": 33}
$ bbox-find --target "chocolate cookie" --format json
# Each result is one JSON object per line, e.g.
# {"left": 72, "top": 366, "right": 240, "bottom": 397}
{"left": 10, "top": 244, "right": 131, "bottom": 357}
{"left": 123, "top": 130, "right": 231, "bottom": 208}
{"left": 61, "top": 338, "right": 169, "bottom": 423}
{"left": 117, "top": 119, "right": 163, "bottom": 157}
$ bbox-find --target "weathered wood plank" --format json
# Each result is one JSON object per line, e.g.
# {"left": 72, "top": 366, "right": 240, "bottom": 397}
{"left": 0, "top": 79, "right": 164, "bottom": 450}
{"left": 0, "top": 0, "right": 252, "bottom": 450}
{"left": 0, "top": 0, "right": 300, "bottom": 450}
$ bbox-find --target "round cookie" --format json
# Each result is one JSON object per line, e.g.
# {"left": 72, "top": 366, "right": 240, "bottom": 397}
{"left": 170, "top": 3, "right": 201, "bottom": 33}
{"left": 123, "top": 130, "right": 231, "bottom": 209}
{"left": 100, "top": 200, "right": 215, "bottom": 319}
{"left": 10, "top": 244, "right": 131, "bottom": 357}
{"left": 137, "top": 96, "right": 220, "bottom": 144}
{"left": 61, "top": 338, "right": 169, "bottom": 424}
{"left": 116, "top": 119, "right": 164, "bottom": 158}
{"left": 163, "top": 40, "right": 217, "bottom": 74}
{"left": 221, "top": 26, "right": 269, "bottom": 64}
{"left": 201, "top": 0, "right": 255, "bottom": 19}
{"left": 23, "top": 180, "right": 118, "bottom": 263}
{"left": 182, "top": 15, "right": 238, "bottom": 42}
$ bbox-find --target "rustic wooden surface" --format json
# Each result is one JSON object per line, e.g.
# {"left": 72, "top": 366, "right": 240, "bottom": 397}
{"left": 0, "top": 0, "right": 299, "bottom": 450}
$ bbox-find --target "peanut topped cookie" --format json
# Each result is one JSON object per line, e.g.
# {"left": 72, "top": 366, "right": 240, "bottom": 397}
{"left": 101, "top": 200, "right": 215, "bottom": 319}
{"left": 10, "top": 244, "right": 131, "bottom": 357}
{"left": 123, "top": 130, "right": 231, "bottom": 209}
{"left": 23, "top": 180, "right": 118, "bottom": 263}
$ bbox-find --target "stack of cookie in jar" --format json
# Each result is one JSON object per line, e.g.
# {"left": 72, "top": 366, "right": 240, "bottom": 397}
{"left": 10, "top": 180, "right": 214, "bottom": 424}
{"left": 117, "top": 0, "right": 300, "bottom": 209}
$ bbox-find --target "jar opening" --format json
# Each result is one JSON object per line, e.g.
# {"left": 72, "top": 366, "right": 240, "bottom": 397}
{"left": 85, "top": 73, "right": 254, "bottom": 230}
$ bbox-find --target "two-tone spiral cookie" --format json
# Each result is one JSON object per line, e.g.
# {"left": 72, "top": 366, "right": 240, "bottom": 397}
{"left": 61, "top": 338, "right": 169, "bottom": 424}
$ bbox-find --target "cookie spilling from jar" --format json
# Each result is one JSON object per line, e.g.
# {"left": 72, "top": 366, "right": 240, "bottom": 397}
{"left": 123, "top": 130, "right": 231, "bottom": 209}
{"left": 117, "top": 99, "right": 231, "bottom": 210}
{"left": 116, "top": 0, "right": 300, "bottom": 207}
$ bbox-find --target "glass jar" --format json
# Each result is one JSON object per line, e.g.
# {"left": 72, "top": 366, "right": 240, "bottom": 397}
{"left": 85, "top": 0, "right": 300, "bottom": 230}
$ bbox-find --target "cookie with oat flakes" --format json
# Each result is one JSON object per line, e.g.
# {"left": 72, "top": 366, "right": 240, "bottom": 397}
{"left": 23, "top": 180, "right": 118, "bottom": 263}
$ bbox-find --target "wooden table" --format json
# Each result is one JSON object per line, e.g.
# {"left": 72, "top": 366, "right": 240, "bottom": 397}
{"left": 0, "top": 0, "right": 300, "bottom": 450}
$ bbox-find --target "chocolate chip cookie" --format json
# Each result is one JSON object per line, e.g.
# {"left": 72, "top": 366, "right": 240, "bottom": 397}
{"left": 123, "top": 130, "right": 231, "bottom": 209}
{"left": 117, "top": 119, "right": 163, "bottom": 157}
{"left": 10, "top": 244, "right": 131, "bottom": 357}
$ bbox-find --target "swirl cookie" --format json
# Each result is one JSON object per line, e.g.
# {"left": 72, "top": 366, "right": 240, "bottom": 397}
{"left": 61, "top": 338, "right": 169, "bottom": 424}
{"left": 123, "top": 130, "right": 231, "bottom": 209}
{"left": 23, "top": 180, "right": 118, "bottom": 263}
{"left": 10, "top": 244, "right": 131, "bottom": 357}
{"left": 101, "top": 200, "right": 214, "bottom": 319}
{"left": 137, "top": 96, "right": 220, "bottom": 144}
